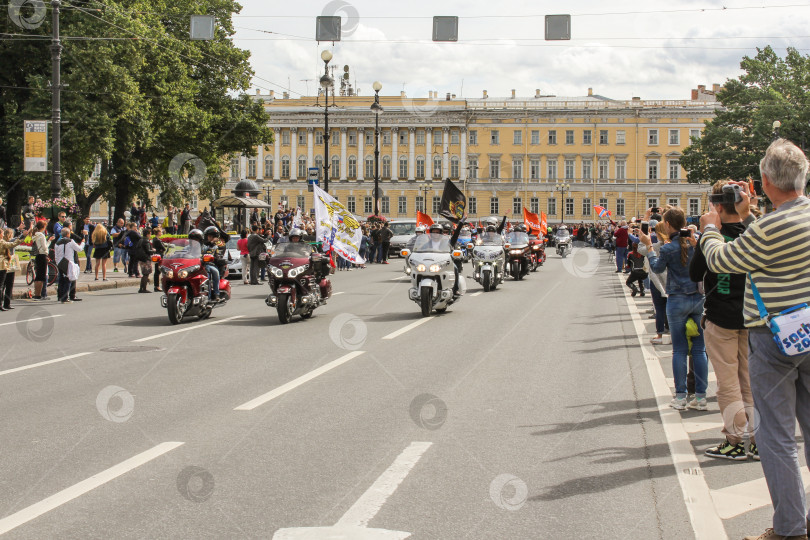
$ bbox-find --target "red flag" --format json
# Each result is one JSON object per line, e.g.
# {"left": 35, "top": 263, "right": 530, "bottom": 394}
{"left": 523, "top": 208, "right": 542, "bottom": 235}
{"left": 540, "top": 211, "right": 548, "bottom": 235}
{"left": 416, "top": 211, "right": 433, "bottom": 227}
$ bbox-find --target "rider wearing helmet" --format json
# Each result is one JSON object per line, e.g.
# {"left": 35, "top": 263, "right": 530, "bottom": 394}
{"left": 288, "top": 227, "right": 303, "bottom": 243}
{"left": 405, "top": 225, "right": 426, "bottom": 251}
{"left": 202, "top": 226, "right": 225, "bottom": 301}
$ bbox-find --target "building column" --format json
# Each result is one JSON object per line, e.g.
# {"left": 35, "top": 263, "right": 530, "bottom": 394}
{"left": 239, "top": 153, "right": 247, "bottom": 179}
{"left": 307, "top": 128, "right": 314, "bottom": 168}
{"left": 408, "top": 127, "right": 416, "bottom": 181}
{"left": 290, "top": 128, "right": 298, "bottom": 180}
{"left": 391, "top": 128, "right": 398, "bottom": 181}
{"left": 273, "top": 132, "right": 281, "bottom": 181}
{"left": 340, "top": 127, "right": 348, "bottom": 180}
{"left": 256, "top": 146, "right": 264, "bottom": 180}
{"left": 425, "top": 128, "right": 433, "bottom": 181}
{"left": 442, "top": 127, "right": 450, "bottom": 179}
{"left": 357, "top": 128, "right": 365, "bottom": 181}
{"left": 460, "top": 127, "right": 467, "bottom": 181}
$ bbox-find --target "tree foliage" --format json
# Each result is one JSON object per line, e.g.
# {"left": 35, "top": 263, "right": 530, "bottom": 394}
{"left": 681, "top": 46, "right": 810, "bottom": 185}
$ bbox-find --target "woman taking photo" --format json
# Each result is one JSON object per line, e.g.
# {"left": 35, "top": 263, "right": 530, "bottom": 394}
{"left": 0, "top": 226, "right": 31, "bottom": 310}
{"left": 639, "top": 207, "right": 708, "bottom": 411}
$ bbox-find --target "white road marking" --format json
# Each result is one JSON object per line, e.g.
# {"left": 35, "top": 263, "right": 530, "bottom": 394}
{"left": 382, "top": 318, "right": 432, "bottom": 340}
{"left": 711, "top": 469, "right": 810, "bottom": 519}
{"left": 469, "top": 292, "right": 482, "bottom": 297}
{"left": 273, "top": 441, "right": 432, "bottom": 539}
{"left": 332, "top": 292, "right": 345, "bottom": 295}
{"left": 0, "top": 314, "right": 63, "bottom": 328}
{"left": 132, "top": 315, "right": 243, "bottom": 343}
{"left": 235, "top": 351, "right": 365, "bottom": 411}
{"left": 0, "top": 442, "right": 183, "bottom": 535}
{"left": 389, "top": 276, "right": 409, "bottom": 281}
{"left": 621, "top": 275, "right": 728, "bottom": 540}
{"left": 0, "top": 352, "right": 93, "bottom": 378}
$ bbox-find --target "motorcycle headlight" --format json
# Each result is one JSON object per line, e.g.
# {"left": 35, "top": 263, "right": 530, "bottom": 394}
{"left": 429, "top": 264, "right": 441, "bottom": 273}
{"left": 532, "top": 246, "right": 540, "bottom": 250}
{"left": 165, "top": 269, "right": 174, "bottom": 279}
{"left": 415, "top": 264, "right": 426, "bottom": 272}
{"left": 179, "top": 270, "right": 188, "bottom": 279}
{"left": 288, "top": 265, "right": 308, "bottom": 278}
{"left": 269, "top": 266, "right": 283, "bottom": 278}
{"left": 510, "top": 249, "right": 523, "bottom": 255}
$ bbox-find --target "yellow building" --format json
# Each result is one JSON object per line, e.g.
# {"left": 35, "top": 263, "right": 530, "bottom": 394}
{"left": 225, "top": 87, "right": 718, "bottom": 224}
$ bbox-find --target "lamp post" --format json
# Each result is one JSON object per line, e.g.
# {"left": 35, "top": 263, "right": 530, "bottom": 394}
{"left": 370, "top": 81, "right": 383, "bottom": 216}
{"left": 555, "top": 182, "right": 571, "bottom": 225}
{"left": 772, "top": 120, "right": 782, "bottom": 141}
{"left": 422, "top": 181, "right": 432, "bottom": 213}
{"left": 320, "top": 50, "right": 334, "bottom": 192}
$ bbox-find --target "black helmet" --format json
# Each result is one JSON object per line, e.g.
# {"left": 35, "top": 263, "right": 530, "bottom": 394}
{"left": 204, "top": 226, "right": 219, "bottom": 239}
{"left": 188, "top": 229, "right": 204, "bottom": 243}
{"left": 442, "top": 223, "right": 452, "bottom": 234}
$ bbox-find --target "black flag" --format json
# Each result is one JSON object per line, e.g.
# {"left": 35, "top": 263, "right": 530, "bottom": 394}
{"left": 438, "top": 178, "right": 467, "bottom": 224}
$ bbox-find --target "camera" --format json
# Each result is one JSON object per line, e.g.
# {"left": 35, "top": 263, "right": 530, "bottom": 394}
{"left": 679, "top": 228, "right": 692, "bottom": 238}
{"left": 709, "top": 184, "right": 743, "bottom": 205}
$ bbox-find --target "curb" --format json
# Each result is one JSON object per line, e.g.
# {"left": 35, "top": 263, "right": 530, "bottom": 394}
{"left": 12, "top": 277, "right": 142, "bottom": 299}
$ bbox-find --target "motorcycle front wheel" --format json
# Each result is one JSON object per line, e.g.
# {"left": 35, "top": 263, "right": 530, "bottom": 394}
{"left": 277, "top": 293, "right": 293, "bottom": 324}
{"left": 167, "top": 293, "right": 185, "bottom": 325}
{"left": 482, "top": 271, "right": 491, "bottom": 292}
{"left": 420, "top": 287, "right": 432, "bottom": 317}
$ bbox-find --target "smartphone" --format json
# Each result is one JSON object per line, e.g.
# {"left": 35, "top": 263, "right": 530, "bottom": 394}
{"left": 679, "top": 228, "right": 691, "bottom": 238}
{"left": 752, "top": 180, "right": 763, "bottom": 197}
{"left": 641, "top": 223, "right": 649, "bottom": 234}
{"left": 651, "top": 207, "right": 660, "bottom": 214}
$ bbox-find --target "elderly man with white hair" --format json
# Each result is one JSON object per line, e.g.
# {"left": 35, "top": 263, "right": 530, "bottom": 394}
{"left": 700, "top": 139, "right": 810, "bottom": 540}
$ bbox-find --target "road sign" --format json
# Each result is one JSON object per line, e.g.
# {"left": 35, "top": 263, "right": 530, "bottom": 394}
{"left": 545, "top": 15, "right": 571, "bottom": 40}
{"left": 190, "top": 15, "right": 214, "bottom": 40}
{"left": 23, "top": 120, "right": 48, "bottom": 172}
{"left": 308, "top": 167, "right": 320, "bottom": 192}
{"left": 316, "top": 16, "right": 341, "bottom": 41}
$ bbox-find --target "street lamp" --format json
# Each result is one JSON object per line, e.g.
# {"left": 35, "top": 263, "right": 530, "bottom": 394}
{"left": 320, "top": 50, "right": 334, "bottom": 192}
{"left": 422, "top": 181, "right": 433, "bottom": 213}
{"left": 555, "top": 182, "right": 571, "bottom": 225}
{"left": 772, "top": 120, "right": 782, "bottom": 140}
{"left": 371, "top": 81, "right": 383, "bottom": 216}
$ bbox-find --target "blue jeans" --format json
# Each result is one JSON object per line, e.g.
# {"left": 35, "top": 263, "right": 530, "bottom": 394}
{"left": 84, "top": 246, "right": 93, "bottom": 270}
{"left": 615, "top": 246, "right": 628, "bottom": 271}
{"left": 667, "top": 293, "right": 708, "bottom": 398}
{"left": 113, "top": 247, "right": 128, "bottom": 265}
{"left": 650, "top": 282, "right": 668, "bottom": 335}
{"left": 205, "top": 264, "right": 220, "bottom": 300}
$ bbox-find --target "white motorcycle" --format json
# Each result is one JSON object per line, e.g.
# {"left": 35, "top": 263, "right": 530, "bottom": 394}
{"left": 556, "top": 231, "right": 572, "bottom": 258}
{"left": 401, "top": 235, "right": 466, "bottom": 317}
{"left": 469, "top": 231, "right": 505, "bottom": 292}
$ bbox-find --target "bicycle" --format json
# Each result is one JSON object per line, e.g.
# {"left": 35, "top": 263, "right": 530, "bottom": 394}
{"left": 25, "top": 257, "right": 58, "bottom": 286}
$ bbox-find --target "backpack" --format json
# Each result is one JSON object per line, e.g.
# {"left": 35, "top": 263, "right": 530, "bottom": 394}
{"left": 123, "top": 235, "right": 133, "bottom": 249}
{"left": 30, "top": 235, "right": 40, "bottom": 256}
{"left": 162, "top": 217, "right": 169, "bottom": 227}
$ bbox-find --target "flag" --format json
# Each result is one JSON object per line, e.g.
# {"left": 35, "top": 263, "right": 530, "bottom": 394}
{"left": 594, "top": 205, "right": 612, "bottom": 219}
{"left": 292, "top": 207, "right": 303, "bottom": 228}
{"left": 540, "top": 211, "right": 548, "bottom": 235}
{"left": 416, "top": 210, "right": 433, "bottom": 227}
{"left": 438, "top": 179, "right": 467, "bottom": 224}
{"left": 313, "top": 184, "right": 365, "bottom": 264}
{"left": 523, "top": 208, "right": 542, "bottom": 235}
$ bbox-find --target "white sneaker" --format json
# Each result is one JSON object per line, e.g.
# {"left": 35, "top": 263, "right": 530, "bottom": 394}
{"left": 647, "top": 308, "right": 655, "bottom": 314}
{"left": 670, "top": 397, "right": 687, "bottom": 410}
{"left": 687, "top": 397, "right": 708, "bottom": 411}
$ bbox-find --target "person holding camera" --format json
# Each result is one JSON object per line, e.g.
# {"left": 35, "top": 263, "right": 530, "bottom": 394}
{"left": 639, "top": 208, "right": 709, "bottom": 411}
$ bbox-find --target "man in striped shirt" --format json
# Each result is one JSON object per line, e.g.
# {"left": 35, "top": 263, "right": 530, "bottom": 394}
{"left": 700, "top": 139, "right": 810, "bottom": 540}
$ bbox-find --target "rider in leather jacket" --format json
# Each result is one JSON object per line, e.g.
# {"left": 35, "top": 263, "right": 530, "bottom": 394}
{"left": 202, "top": 226, "right": 226, "bottom": 301}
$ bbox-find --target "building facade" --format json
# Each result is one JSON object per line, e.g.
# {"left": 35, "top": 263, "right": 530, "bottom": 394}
{"left": 226, "top": 89, "right": 718, "bottom": 224}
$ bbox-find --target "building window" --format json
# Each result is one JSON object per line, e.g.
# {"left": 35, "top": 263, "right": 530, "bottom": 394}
{"left": 530, "top": 159, "right": 540, "bottom": 180}
{"left": 382, "top": 156, "right": 391, "bottom": 178}
{"left": 530, "top": 197, "right": 539, "bottom": 213}
{"left": 582, "top": 198, "right": 591, "bottom": 216}
{"left": 690, "top": 128, "right": 701, "bottom": 140}
{"left": 281, "top": 156, "right": 290, "bottom": 178}
{"left": 599, "top": 130, "right": 609, "bottom": 145}
{"left": 648, "top": 129, "right": 659, "bottom": 145}
{"left": 382, "top": 131, "right": 391, "bottom": 145}
{"left": 616, "top": 198, "right": 625, "bottom": 216}
{"left": 450, "top": 157, "right": 459, "bottom": 178}
{"left": 415, "top": 196, "right": 424, "bottom": 212}
{"left": 547, "top": 159, "right": 557, "bottom": 179}
{"left": 316, "top": 131, "right": 324, "bottom": 145}
{"left": 365, "top": 132, "right": 373, "bottom": 145}
{"left": 381, "top": 196, "right": 390, "bottom": 214}
{"left": 230, "top": 158, "right": 239, "bottom": 179}
{"left": 647, "top": 159, "right": 659, "bottom": 180}
{"left": 599, "top": 197, "right": 608, "bottom": 209}
{"left": 348, "top": 131, "right": 356, "bottom": 146}
{"left": 513, "top": 197, "right": 522, "bottom": 215}
{"left": 616, "top": 130, "right": 626, "bottom": 144}
{"left": 512, "top": 159, "right": 522, "bottom": 180}
{"left": 616, "top": 160, "right": 626, "bottom": 180}
{"left": 298, "top": 132, "right": 306, "bottom": 145}
{"left": 468, "top": 157, "right": 478, "bottom": 179}
{"left": 399, "top": 156, "right": 408, "bottom": 178}
{"left": 669, "top": 129, "right": 680, "bottom": 145}
{"left": 469, "top": 130, "right": 478, "bottom": 145}
{"left": 647, "top": 198, "right": 659, "bottom": 211}
{"left": 598, "top": 159, "right": 609, "bottom": 179}
{"left": 364, "top": 196, "right": 373, "bottom": 214}
{"left": 348, "top": 156, "right": 357, "bottom": 178}
{"left": 297, "top": 195, "right": 305, "bottom": 211}
{"left": 565, "top": 130, "right": 574, "bottom": 145}
{"left": 669, "top": 159, "right": 680, "bottom": 180}
{"left": 668, "top": 197, "right": 680, "bottom": 208}
{"left": 689, "top": 198, "right": 700, "bottom": 216}
{"left": 331, "top": 156, "right": 340, "bottom": 179}
{"left": 398, "top": 131, "right": 407, "bottom": 145}
{"left": 416, "top": 157, "right": 425, "bottom": 179}
{"left": 564, "top": 159, "right": 575, "bottom": 179}
{"left": 513, "top": 130, "right": 521, "bottom": 145}
{"left": 490, "top": 197, "right": 499, "bottom": 215}
{"left": 365, "top": 156, "right": 374, "bottom": 179}
{"left": 491, "top": 130, "right": 500, "bottom": 145}
{"left": 282, "top": 130, "right": 290, "bottom": 145}
{"left": 331, "top": 131, "right": 339, "bottom": 146}
{"left": 347, "top": 196, "right": 356, "bottom": 214}
{"left": 433, "top": 129, "right": 442, "bottom": 142}
{"left": 565, "top": 198, "right": 574, "bottom": 216}
{"left": 468, "top": 197, "right": 477, "bottom": 215}
{"left": 432, "top": 196, "right": 441, "bottom": 214}
{"left": 433, "top": 156, "right": 442, "bottom": 177}
{"left": 531, "top": 130, "right": 540, "bottom": 145}
{"left": 416, "top": 130, "right": 425, "bottom": 145}
{"left": 298, "top": 156, "right": 307, "bottom": 178}
{"left": 583, "top": 130, "right": 592, "bottom": 145}
{"left": 314, "top": 156, "right": 323, "bottom": 177}
{"left": 490, "top": 158, "right": 500, "bottom": 179}
{"left": 398, "top": 196, "right": 407, "bottom": 215}
{"left": 548, "top": 197, "right": 557, "bottom": 215}
{"left": 247, "top": 158, "right": 256, "bottom": 177}
{"left": 451, "top": 130, "right": 459, "bottom": 144}
{"left": 548, "top": 130, "right": 557, "bottom": 145}
{"left": 582, "top": 160, "right": 592, "bottom": 180}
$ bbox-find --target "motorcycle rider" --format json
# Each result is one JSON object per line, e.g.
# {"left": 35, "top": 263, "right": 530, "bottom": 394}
{"left": 423, "top": 223, "right": 461, "bottom": 297}
{"left": 201, "top": 227, "right": 225, "bottom": 301}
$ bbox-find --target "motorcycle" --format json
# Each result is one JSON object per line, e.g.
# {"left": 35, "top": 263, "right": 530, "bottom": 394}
{"left": 556, "top": 231, "right": 572, "bottom": 258}
{"left": 401, "top": 235, "right": 466, "bottom": 317}
{"left": 469, "top": 231, "right": 505, "bottom": 292}
{"left": 265, "top": 242, "right": 332, "bottom": 324}
{"left": 504, "top": 231, "right": 532, "bottom": 280}
{"left": 154, "top": 238, "right": 232, "bottom": 325}
{"left": 529, "top": 235, "right": 546, "bottom": 270}
{"left": 457, "top": 234, "right": 473, "bottom": 262}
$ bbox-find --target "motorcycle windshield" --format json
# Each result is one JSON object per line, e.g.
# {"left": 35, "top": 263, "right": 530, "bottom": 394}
{"left": 478, "top": 232, "right": 504, "bottom": 246}
{"left": 557, "top": 231, "right": 571, "bottom": 240}
{"left": 273, "top": 242, "right": 312, "bottom": 257}
{"left": 505, "top": 232, "right": 529, "bottom": 246}
{"left": 165, "top": 239, "right": 202, "bottom": 260}
{"left": 413, "top": 234, "right": 452, "bottom": 253}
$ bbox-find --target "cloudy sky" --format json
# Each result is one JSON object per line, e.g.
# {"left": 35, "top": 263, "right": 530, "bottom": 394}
{"left": 231, "top": 0, "right": 810, "bottom": 101}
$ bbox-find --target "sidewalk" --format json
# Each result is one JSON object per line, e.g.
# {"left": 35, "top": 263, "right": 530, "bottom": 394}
{"left": 11, "top": 259, "right": 141, "bottom": 299}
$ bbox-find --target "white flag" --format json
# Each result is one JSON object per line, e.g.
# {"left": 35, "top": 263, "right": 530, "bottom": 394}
{"left": 313, "top": 184, "right": 365, "bottom": 264}
{"left": 292, "top": 207, "right": 303, "bottom": 228}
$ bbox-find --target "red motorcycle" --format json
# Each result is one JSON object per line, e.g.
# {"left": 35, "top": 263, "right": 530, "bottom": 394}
{"left": 504, "top": 230, "right": 532, "bottom": 280}
{"left": 265, "top": 242, "right": 332, "bottom": 324}
{"left": 529, "top": 235, "right": 546, "bottom": 270}
{"left": 153, "top": 237, "right": 231, "bottom": 324}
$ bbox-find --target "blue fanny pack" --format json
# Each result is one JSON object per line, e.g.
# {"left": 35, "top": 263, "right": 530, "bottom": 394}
{"left": 750, "top": 274, "right": 810, "bottom": 356}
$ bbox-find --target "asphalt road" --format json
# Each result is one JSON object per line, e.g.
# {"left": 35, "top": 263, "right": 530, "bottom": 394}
{"left": 0, "top": 246, "right": 788, "bottom": 539}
